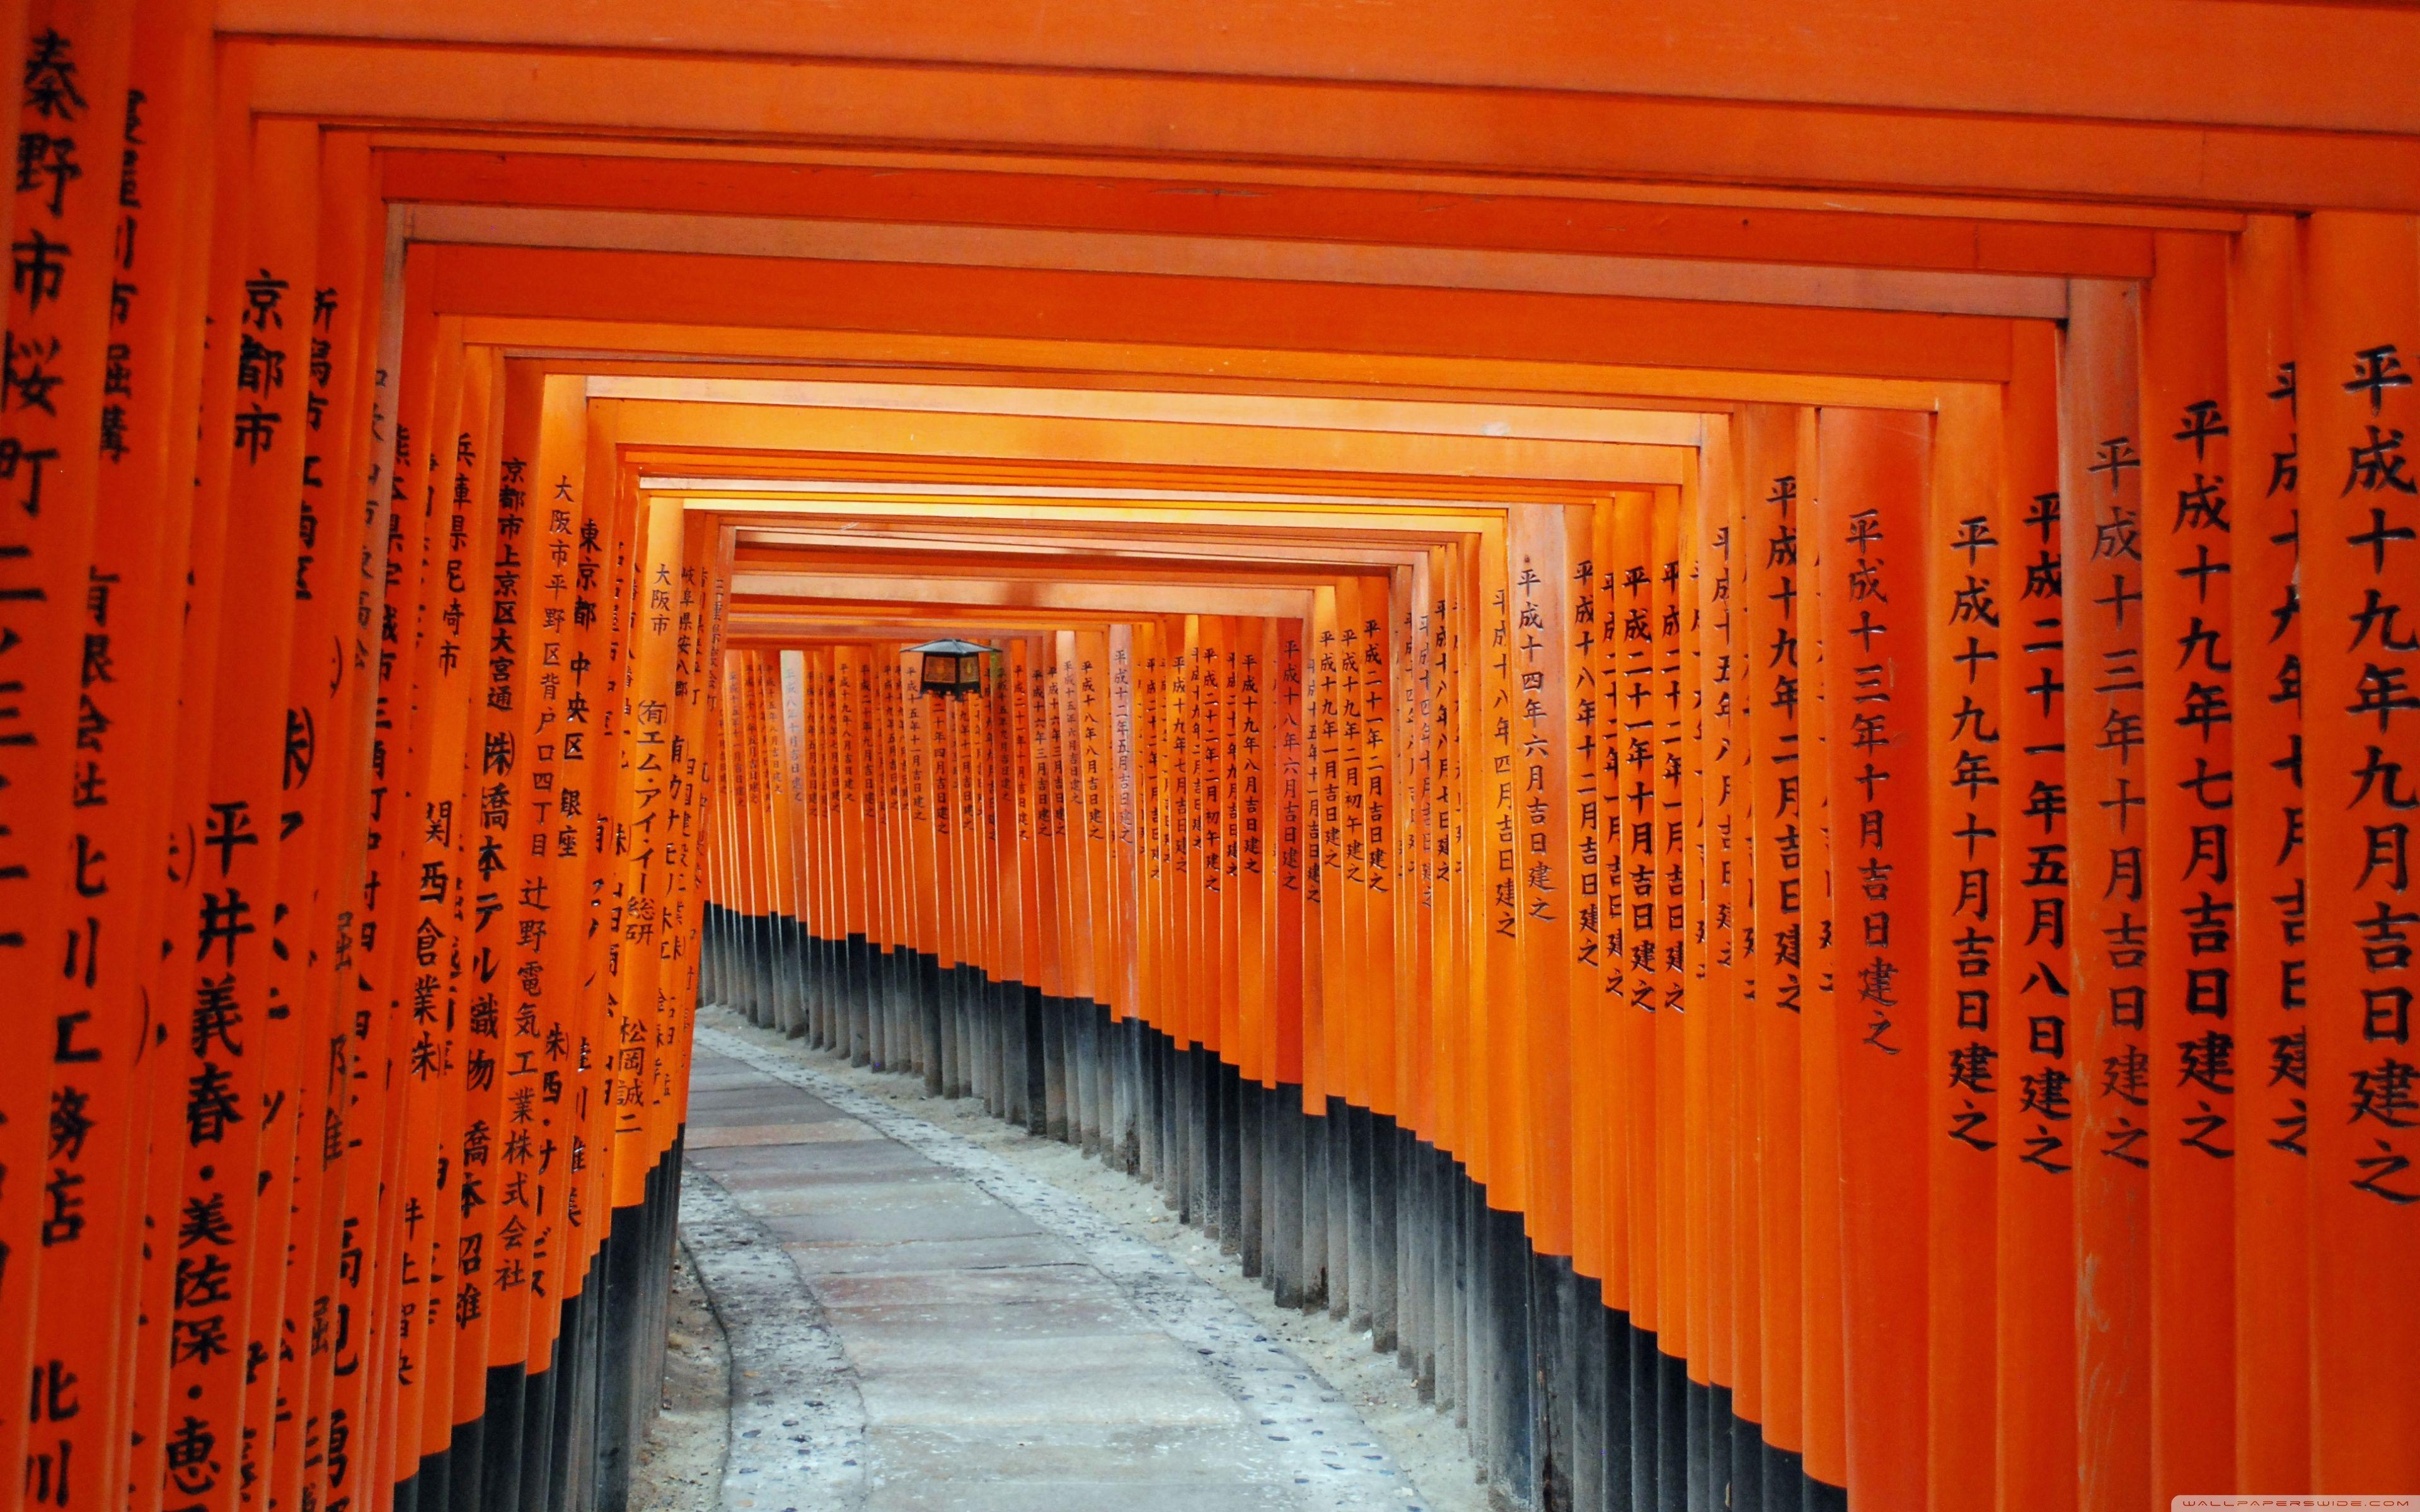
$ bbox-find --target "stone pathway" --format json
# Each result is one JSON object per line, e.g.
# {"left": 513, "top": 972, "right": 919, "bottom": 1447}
{"left": 683, "top": 1029, "right": 1432, "bottom": 1512}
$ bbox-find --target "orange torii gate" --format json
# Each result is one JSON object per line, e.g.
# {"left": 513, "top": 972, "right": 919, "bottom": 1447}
{"left": 0, "top": 5, "right": 2415, "bottom": 1512}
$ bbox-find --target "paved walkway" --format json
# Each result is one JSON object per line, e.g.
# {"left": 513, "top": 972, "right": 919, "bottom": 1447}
{"left": 682, "top": 1025, "right": 1429, "bottom": 1512}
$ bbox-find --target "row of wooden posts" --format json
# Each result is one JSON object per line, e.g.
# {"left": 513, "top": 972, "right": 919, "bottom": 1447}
{"left": 1, "top": 0, "right": 2418, "bottom": 1508}
{"left": 0, "top": 2, "right": 734, "bottom": 1502}
{"left": 700, "top": 230, "right": 2420, "bottom": 1511}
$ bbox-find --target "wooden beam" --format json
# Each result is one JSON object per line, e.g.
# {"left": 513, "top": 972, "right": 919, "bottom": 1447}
{"left": 241, "top": 39, "right": 2420, "bottom": 210}
{"left": 399, "top": 203, "right": 2072, "bottom": 319}
{"left": 376, "top": 148, "right": 2162, "bottom": 279}
{"left": 222, "top": 0, "right": 2420, "bottom": 139}
{"left": 592, "top": 397, "right": 1695, "bottom": 485}
{"left": 455, "top": 314, "right": 1964, "bottom": 410}
{"left": 424, "top": 245, "right": 2017, "bottom": 384}
{"left": 583, "top": 374, "right": 1709, "bottom": 449}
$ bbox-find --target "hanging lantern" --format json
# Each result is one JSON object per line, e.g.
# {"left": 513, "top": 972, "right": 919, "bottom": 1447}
{"left": 910, "top": 638, "right": 993, "bottom": 698}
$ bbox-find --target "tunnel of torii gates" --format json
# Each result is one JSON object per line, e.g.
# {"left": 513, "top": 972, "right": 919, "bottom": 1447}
{"left": 5, "top": 4, "right": 2420, "bottom": 1512}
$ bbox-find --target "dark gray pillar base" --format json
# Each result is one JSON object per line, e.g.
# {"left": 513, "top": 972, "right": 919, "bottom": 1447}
{"left": 1531, "top": 1253, "right": 1574, "bottom": 1512}
{"left": 1021, "top": 987, "right": 1046, "bottom": 1133}
{"left": 935, "top": 961, "right": 960, "bottom": 1096}
{"left": 1325, "top": 1098, "right": 1351, "bottom": 1321}
{"left": 1688, "top": 1379, "right": 1714, "bottom": 1512}
{"left": 1301, "top": 1104, "right": 1330, "bottom": 1312}
{"left": 1216, "top": 1060, "right": 1243, "bottom": 1256}
{"left": 919, "top": 953, "right": 944, "bottom": 1091}
{"left": 1249, "top": 1075, "right": 1272, "bottom": 1271}
{"left": 776, "top": 917, "right": 805, "bottom": 1033}
{"left": 1369, "top": 1113, "right": 1400, "bottom": 1356}
{"left": 1656, "top": 1344, "right": 1688, "bottom": 1512}
{"left": 1487, "top": 1203, "right": 1536, "bottom": 1507}
{"left": 476, "top": 1363, "right": 526, "bottom": 1512}
{"left": 1121, "top": 1017, "right": 1146, "bottom": 1172}
{"left": 1076, "top": 1000, "right": 1102, "bottom": 1157}
{"left": 1160, "top": 1034, "right": 1179, "bottom": 1205}
{"left": 1435, "top": 1155, "right": 1462, "bottom": 1418}
{"left": 1134, "top": 1019, "right": 1160, "bottom": 1181}
{"left": 1042, "top": 996, "right": 1069, "bottom": 1140}
{"left": 1345, "top": 1104, "right": 1373, "bottom": 1331}
{"left": 1399, "top": 1128, "right": 1426, "bottom": 1380}
{"left": 1729, "top": 1381, "right": 1763, "bottom": 1512}
{"left": 1182, "top": 1046, "right": 1208, "bottom": 1227}
{"left": 844, "top": 936, "right": 870, "bottom": 1065}
{"left": 1267, "top": 1090, "right": 1304, "bottom": 1307}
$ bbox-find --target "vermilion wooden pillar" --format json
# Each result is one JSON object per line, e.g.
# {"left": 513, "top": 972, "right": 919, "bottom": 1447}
{"left": 3, "top": 16, "right": 137, "bottom": 1495}
{"left": 2224, "top": 212, "right": 2309, "bottom": 1496}
{"left": 2061, "top": 280, "right": 2155, "bottom": 1512}
{"left": 2300, "top": 210, "right": 2420, "bottom": 1496}
{"left": 1927, "top": 382, "right": 2001, "bottom": 1512}
{"left": 2138, "top": 231, "right": 2238, "bottom": 1507}
{"left": 1996, "top": 321, "right": 2080, "bottom": 1512}
{"left": 1820, "top": 406, "right": 1934, "bottom": 1512}
{"left": 1739, "top": 406, "right": 1806, "bottom": 1480}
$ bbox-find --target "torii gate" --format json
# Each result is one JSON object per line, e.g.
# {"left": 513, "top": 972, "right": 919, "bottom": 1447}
{"left": 0, "top": 5, "right": 2414, "bottom": 1512}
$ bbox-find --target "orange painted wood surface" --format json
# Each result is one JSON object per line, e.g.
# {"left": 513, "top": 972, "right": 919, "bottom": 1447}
{"left": 1, "top": 10, "right": 2414, "bottom": 1511}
